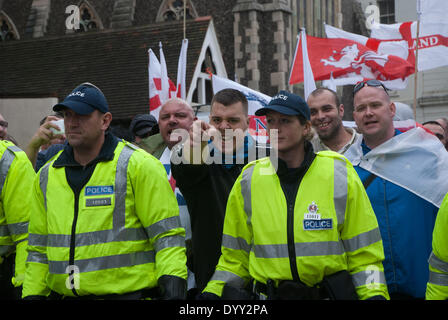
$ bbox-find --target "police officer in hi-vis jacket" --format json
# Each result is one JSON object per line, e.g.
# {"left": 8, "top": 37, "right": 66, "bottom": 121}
{"left": 203, "top": 91, "right": 389, "bottom": 300}
{"left": 23, "top": 83, "right": 187, "bottom": 300}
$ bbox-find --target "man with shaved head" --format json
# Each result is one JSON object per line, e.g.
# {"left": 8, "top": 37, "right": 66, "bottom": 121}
{"left": 141, "top": 98, "right": 196, "bottom": 158}
{"left": 141, "top": 98, "right": 197, "bottom": 294}
{"left": 352, "top": 80, "right": 440, "bottom": 300}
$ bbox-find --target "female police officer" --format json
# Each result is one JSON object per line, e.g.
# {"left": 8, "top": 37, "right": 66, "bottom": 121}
{"left": 203, "top": 91, "right": 389, "bottom": 300}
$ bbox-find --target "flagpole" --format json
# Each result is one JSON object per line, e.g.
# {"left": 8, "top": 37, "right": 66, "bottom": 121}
{"left": 413, "top": 0, "right": 422, "bottom": 119}
{"left": 183, "top": 0, "right": 186, "bottom": 40}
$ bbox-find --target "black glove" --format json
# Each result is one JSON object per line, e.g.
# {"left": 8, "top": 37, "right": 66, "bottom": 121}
{"left": 196, "top": 292, "right": 220, "bottom": 300}
{"left": 366, "top": 295, "right": 387, "bottom": 300}
{"left": 158, "top": 275, "right": 187, "bottom": 300}
{"left": 22, "top": 295, "right": 46, "bottom": 300}
{"left": 221, "top": 284, "right": 256, "bottom": 300}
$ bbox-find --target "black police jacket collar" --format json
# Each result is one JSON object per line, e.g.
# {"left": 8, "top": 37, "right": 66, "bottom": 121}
{"left": 53, "top": 131, "right": 119, "bottom": 168}
{"left": 276, "top": 140, "right": 316, "bottom": 181}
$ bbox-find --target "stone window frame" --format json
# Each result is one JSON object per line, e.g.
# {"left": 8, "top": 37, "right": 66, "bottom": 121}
{"left": 66, "top": 0, "right": 104, "bottom": 34}
{"left": 156, "top": 0, "right": 198, "bottom": 23}
{"left": 0, "top": 10, "right": 20, "bottom": 41}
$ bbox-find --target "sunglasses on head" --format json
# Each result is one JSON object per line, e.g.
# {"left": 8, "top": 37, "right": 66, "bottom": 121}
{"left": 353, "top": 79, "right": 389, "bottom": 97}
{"left": 435, "top": 133, "right": 445, "bottom": 141}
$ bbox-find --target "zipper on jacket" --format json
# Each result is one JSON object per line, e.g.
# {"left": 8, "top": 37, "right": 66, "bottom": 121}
{"left": 287, "top": 201, "right": 300, "bottom": 282}
{"left": 68, "top": 191, "right": 80, "bottom": 297}
{"left": 382, "top": 179, "right": 397, "bottom": 292}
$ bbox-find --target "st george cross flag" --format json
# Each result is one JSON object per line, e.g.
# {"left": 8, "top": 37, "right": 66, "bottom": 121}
{"left": 297, "top": 29, "right": 316, "bottom": 100}
{"left": 212, "top": 74, "right": 271, "bottom": 143}
{"left": 148, "top": 47, "right": 177, "bottom": 120}
{"left": 289, "top": 34, "right": 415, "bottom": 89}
{"left": 148, "top": 48, "right": 163, "bottom": 117}
{"left": 370, "top": 21, "right": 448, "bottom": 72}
{"left": 325, "top": 24, "right": 412, "bottom": 64}
{"left": 324, "top": 24, "right": 413, "bottom": 89}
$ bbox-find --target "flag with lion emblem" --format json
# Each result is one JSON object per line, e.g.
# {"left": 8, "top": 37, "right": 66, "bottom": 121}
{"left": 289, "top": 34, "right": 415, "bottom": 89}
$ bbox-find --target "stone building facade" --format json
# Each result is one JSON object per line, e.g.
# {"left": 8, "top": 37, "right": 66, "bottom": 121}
{"left": 1, "top": 0, "right": 365, "bottom": 145}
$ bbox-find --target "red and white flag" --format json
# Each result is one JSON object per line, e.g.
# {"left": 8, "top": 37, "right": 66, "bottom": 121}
{"left": 324, "top": 24, "right": 413, "bottom": 89}
{"left": 176, "top": 39, "right": 188, "bottom": 100}
{"left": 289, "top": 34, "right": 415, "bottom": 89}
{"left": 370, "top": 21, "right": 448, "bottom": 72}
{"left": 148, "top": 45, "right": 177, "bottom": 120}
{"left": 325, "top": 24, "right": 411, "bottom": 63}
{"left": 419, "top": 0, "right": 448, "bottom": 24}
{"left": 297, "top": 29, "right": 316, "bottom": 100}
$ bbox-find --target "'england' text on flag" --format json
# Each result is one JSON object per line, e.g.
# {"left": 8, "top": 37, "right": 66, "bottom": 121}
{"left": 370, "top": 22, "right": 448, "bottom": 72}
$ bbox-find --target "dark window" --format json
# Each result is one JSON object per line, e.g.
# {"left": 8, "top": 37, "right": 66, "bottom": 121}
{"left": 160, "top": 0, "right": 197, "bottom": 22}
{"left": 75, "top": 2, "right": 101, "bottom": 33}
{"left": 378, "top": 0, "right": 395, "bottom": 24}
{"left": 0, "top": 14, "right": 18, "bottom": 41}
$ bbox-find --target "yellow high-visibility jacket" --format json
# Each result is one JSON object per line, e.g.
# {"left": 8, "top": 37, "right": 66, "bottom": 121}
{"left": 23, "top": 141, "right": 187, "bottom": 297}
{"left": 205, "top": 151, "right": 389, "bottom": 300}
{"left": 0, "top": 141, "right": 35, "bottom": 287}
{"left": 426, "top": 193, "right": 448, "bottom": 300}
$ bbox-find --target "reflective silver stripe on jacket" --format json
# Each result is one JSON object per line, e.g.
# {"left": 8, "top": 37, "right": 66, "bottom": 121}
{"left": 342, "top": 228, "right": 382, "bottom": 253}
{"left": 222, "top": 234, "right": 251, "bottom": 254}
{"left": 0, "top": 146, "right": 16, "bottom": 196}
{"left": 112, "top": 145, "right": 133, "bottom": 232}
{"left": 429, "top": 252, "right": 448, "bottom": 273}
{"left": 6, "top": 145, "right": 22, "bottom": 153}
{"left": 29, "top": 228, "right": 148, "bottom": 247}
{"left": 39, "top": 163, "right": 51, "bottom": 211}
{"left": 0, "top": 222, "right": 29, "bottom": 237}
{"left": 351, "top": 269, "right": 387, "bottom": 288}
{"left": 154, "top": 235, "right": 185, "bottom": 253}
{"left": 210, "top": 270, "right": 247, "bottom": 288}
{"left": 428, "top": 252, "right": 448, "bottom": 286}
{"left": 429, "top": 271, "right": 448, "bottom": 286}
{"left": 253, "top": 241, "right": 345, "bottom": 259}
{"left": 333, "top": 158, "right": 347, "bottom": 226}
{"left": 27, "top": 251, "right": 48, "bottom": 264}
{"left": 240, "top": 165, "right": 255, "bottom": 227}
{"left": 0, "top": 146, "right": 29, "bottom": 243}
{"left": 47, "top": 251, "right": 155, "bottom": 274}
{"left": 146, "top": 216, "right": 183, "bottom": 239}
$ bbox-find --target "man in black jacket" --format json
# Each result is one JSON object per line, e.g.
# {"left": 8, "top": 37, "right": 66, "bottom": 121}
{"left": 171, "top": 89, "right": 269, "bottom": 292}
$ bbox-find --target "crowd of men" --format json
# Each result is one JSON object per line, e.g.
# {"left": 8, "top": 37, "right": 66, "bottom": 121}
{"left": 0, "top": 79, "right": 447, "bottom": 300}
